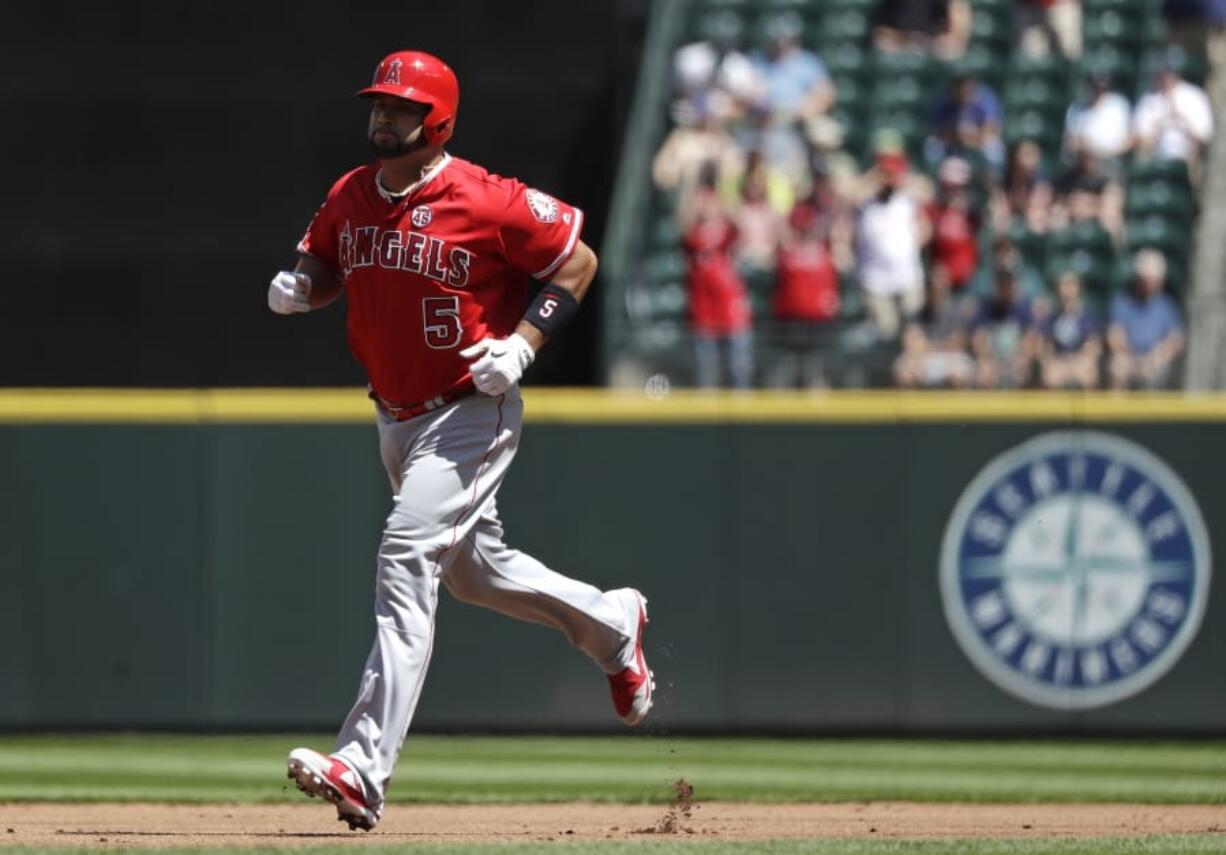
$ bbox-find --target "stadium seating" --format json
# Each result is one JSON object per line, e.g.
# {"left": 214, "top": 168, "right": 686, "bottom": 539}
{"left": 621, "top": 0, "right": 1204, "bottom": 387}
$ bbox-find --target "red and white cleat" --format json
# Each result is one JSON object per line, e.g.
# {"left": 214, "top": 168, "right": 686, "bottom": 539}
{"left": 286, "top": 747, "right": 379, "bottom": 831}
{"left": 607, "top": 589, "right": 655, "bottom": 726}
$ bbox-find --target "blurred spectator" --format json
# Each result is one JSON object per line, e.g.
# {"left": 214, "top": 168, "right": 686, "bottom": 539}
{"left": 969, "top": 236, "right": 1046, "bottom": 299}
{"left": 672, "top": 11, "right": 761, "bottom": 125}
{"left": 856, "top": 151, "right": 929, "bottom": 340}
{"left": 746, "top": 13, "right": 836, "bottom": 183}
{"left": 1162, "top": 0, "right": 1226, "bottom": 55}
{"left": 1132, "top": 53, "right": 1213, "bottom": 169}
{"left": 679, "top": 169, "right": 754, "bottom": 389}
{"left": 970, "top": 267, "right": 1039, "bottom": 388}
{"left": 1107, "top": 249, "right": 1185, "bottom": 389}
{"left": 652, "top": 103, "right": 745, "bottom": 198}
{"left": 925, "top": 156, "right": 982, "bottom": 293}
{"left": 1052, "top": 149, "right": 1124, "bottom": 240}
{"left": 1016, "top": 0, "right": 1082, "bottom": 59}
{"left": 1036, "top": 272, "right": 1102, "bottom": 389}
{"left": 769, "top": 202, "right": 842, "bottom": 388}
{"left": 723, "top": 147, "right": 794, "bottom": 214}
{"left": 733, "top": 153, "right": 787, "bottom": 294}
{"left": 800, "top": 153, "right": 856, "bottom": 272}
{"left": 926, "top": 73, "right": 1005, "bottom": 173}
{"left": 893, "top": 266, "right": 975, "bottom": 387}
{"left": 873, "top": 0, "right": 971, "bottom": 59}
{"left": 998, "top": 139, "right": 1052, "bottom": 233}
{"left": 1064, "top": 71, "right": 1132, "bottom": 165}
{"left": 855, "top": 128, "right": 934, "bottom": 204}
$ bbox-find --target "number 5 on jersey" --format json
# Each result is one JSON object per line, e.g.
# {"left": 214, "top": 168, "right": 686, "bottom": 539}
{"left": 423, "top": 296, "right": 462, "bottom": 349}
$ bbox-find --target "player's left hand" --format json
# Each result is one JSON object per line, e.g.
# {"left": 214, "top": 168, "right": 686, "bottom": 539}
{"left": 461, "top": 334, "right": 535, "bottom": 396}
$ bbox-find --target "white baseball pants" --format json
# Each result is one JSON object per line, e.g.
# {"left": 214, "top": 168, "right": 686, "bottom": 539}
{"left": 331, "top": 387, "right": 638, "bottom": 813}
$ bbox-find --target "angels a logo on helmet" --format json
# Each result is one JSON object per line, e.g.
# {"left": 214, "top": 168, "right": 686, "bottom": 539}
{"left": 525, "top": 189, "right": 559, "bottom": 224}
{"left": 382, "top": 58, "right": 403, "bottom": 86}
{"left": 411, "top": 205, "right": 433, "bottom": 228}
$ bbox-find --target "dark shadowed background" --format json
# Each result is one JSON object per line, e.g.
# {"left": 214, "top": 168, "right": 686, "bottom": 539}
{"left": 0, "top": 0, "right": 647, "bottom": 386}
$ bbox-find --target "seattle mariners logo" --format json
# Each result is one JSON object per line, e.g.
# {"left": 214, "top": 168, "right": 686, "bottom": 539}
{"left": 940, "top": 432, "right": 1210, "bottom": 710}
{"left": 411, "top": 205, "right": 433, "bottom": 228}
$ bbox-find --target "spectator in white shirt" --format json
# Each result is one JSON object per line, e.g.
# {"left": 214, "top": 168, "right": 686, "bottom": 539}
{"left": 856, "top": 151, "right": 929, "bottom": 340}
{"left": 1132, "top": 56, "right": 1213, "bottom": 167}
{"left": 1064, "top": 72, "right": 1132, "bottom": 165}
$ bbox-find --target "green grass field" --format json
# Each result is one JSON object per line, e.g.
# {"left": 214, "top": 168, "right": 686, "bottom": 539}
{"left": 0, "top": 735, "right": 1223, "bottom": 853}
{"left": 0, "top": 734, "right": 1222, "bottom": 804}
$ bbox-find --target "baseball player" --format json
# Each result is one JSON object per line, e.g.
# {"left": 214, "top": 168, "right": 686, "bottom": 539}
{"left": 270, "top": 51, "right": 654, "bottom": 831}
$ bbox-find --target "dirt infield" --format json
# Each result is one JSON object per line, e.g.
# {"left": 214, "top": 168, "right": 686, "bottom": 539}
{"left": 1, "top": 802, "right": 1224, "bottom": 848}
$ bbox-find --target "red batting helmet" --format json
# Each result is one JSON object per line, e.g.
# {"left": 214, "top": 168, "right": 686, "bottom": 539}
{"left": 358, "top": 51, "right": 459, "bottom": 146}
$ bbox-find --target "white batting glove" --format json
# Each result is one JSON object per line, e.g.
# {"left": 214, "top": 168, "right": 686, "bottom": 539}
{"left": 460, "top": 333, "right": 536, "bottom": 396}
{"left": 268, "top": 271, "right": 312, "bottom": 314}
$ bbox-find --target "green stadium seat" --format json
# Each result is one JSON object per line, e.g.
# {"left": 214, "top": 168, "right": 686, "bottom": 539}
{"left": 969, "top": 10, "right": 1010, "bottom": 47}
{"left": 1127, "top": 157, "right": 1192, "bottom": 185}
{"left": 1126, "top": 215, "right": 1191, "bottom": 260}
{"left": 1007, "top": 219, "right": 1049, "bottom": 272}
{"left": 873, "top": 50, "right": 939, "bottom": 82}
{"left": 696, "top": 0, "right": 752, "bottom": 11}
{"left": 1003, "top": 109, "right": 1062, "bottom": 151}
{"left": 831, "top": 74, "right": 868, "bottom": 108}
{"left": 1049, "top": 221, "right": 1114, "bottom": 259}
{"left": 651, "top": 216, "right": 681, "bottom": 251}
{"left": 823, "top": 0, "right": 878, "bottom": 11}
{"left": 1047, "top": 252, "right": 1113, "bottom": 295}
{"left": 953, "top": 44, "right": 1007, "bottom": 91}
{"left": 1083, "top": 9, "right": 1140, "bottom": 48}
{"left": 968, "top": 0, "right": 1010, "bottom": 14}
{"left": 760, "top": 0, "right": 813, "bottom": 12}
{"left": 1139, "top": 13, "right": 1169, "bottom": 49}
{"left": 1009, "top": 53, "right": 1069, "bottom": 82}
{"left": 822, "top": 43, "right": 869, "bottom": 78}
{"left": 646, "top": 250, "right": 687, "bottom": 286}
{"left": 870, "top": 74, "right": 927, "bottom": 111}
{"left": 823, "top": 8, "right": 870, "bottom": 41}
{"left": 650, "top": 283, "right": 689, "bottom": 321}
{"left": 1125, "top": 181, "right": 1196, "bottom": 220}
{"left": 1108, "top": 255, "right": 1134, "bottom": 291}
{"left": 1004, "top": 77, "right": 1065, "bottom": 114}
{"left": 690, "top": 10, "right": 748, "bottom": 45}
{"left": 837, "top": 271, "right": 864, "bottom": 320}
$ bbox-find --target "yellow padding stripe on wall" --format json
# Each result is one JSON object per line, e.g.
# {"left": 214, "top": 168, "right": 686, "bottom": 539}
{"left": 2, "top": 388, "right": 1226, "bottom": 424}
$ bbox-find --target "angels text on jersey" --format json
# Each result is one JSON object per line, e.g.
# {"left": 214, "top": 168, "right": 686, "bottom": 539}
{"left": 338, "top": 220, "right": 472, "bottom": 287}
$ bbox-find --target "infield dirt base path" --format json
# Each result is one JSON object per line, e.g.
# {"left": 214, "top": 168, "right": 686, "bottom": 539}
{"left": 1, "top": 803, "right": 1224, "bottom": 848}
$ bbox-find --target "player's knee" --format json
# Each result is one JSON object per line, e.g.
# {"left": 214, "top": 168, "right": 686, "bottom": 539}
{"left": 442, "top": 569, "right": 494, "bottom": 606}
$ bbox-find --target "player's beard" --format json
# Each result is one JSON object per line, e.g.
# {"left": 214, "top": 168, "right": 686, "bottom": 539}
{"left": 370, "top": 126, "right": 427, "bottom": 159}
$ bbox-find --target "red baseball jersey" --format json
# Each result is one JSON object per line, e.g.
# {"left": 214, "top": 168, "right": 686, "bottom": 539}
{"left": 681, "top": 216, "right": 751, "bottom": 336}
{"left": 297, "top": 154, "right": 584, "bottom": 406}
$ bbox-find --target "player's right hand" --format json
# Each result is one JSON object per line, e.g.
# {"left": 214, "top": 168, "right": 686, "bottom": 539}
{"left": 268, "top": 271, "right": 313, "bottom": 315}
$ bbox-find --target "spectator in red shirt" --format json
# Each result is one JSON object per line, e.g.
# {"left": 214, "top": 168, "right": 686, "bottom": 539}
{"left": 769, "top": 200, "right": 841, "bottom": 388}
{"left": 925, "top": 157, "right": 981, "bottom": 293}
{"left": 679, "top": 169, "right": 754, "bottom": 388}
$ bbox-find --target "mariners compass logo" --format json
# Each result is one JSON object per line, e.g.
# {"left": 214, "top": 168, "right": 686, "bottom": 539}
{"left": 940, "top": 432, "right": 1210, "bottom": 710}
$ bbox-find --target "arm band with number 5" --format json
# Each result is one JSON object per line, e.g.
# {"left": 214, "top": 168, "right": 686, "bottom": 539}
{"left": 523, "top": 283, "right": 580, "bottom": 338}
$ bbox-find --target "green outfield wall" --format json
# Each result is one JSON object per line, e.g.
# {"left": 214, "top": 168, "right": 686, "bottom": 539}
{"left": 2, "top": 390, "right": 1224, "bottom": 732}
